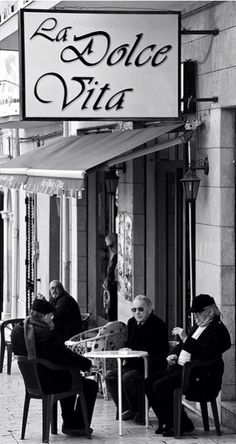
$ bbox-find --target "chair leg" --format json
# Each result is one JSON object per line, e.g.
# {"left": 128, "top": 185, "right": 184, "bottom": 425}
{"left": 0, "top": 344, "right": 5, "bottom": 373}
{"left": 51, "top": 401, "right": 57, "bottom": 435}
{"left": 100, "top": 375, "right": 109, "bottom": 400}
{"left": 7, "top": 345, "right": 12, "bottom": 375}
{"left": 211, "top": 399, "right": 221, "bottom": 436}
{"left": 42, "top": 396, "right": 53, "bottom": 443}
{"left": 200, "top": 401, "right": 209, "bottom": 431}
{"left": 79, "top": 390, "right": 92, "bottom": 439}
{"left": 21, "top": 393, "right": 30, "bottom": 439}
{"left": 173, "top": 388, "right": 182, "bottom": 438}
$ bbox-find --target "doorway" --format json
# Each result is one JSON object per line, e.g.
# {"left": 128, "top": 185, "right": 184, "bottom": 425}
{"left": 156, "top": 163, "right": 185, "bottom": 335}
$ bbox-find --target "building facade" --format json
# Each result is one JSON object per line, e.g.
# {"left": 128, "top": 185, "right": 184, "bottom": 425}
{"left": 0, "top": 0, "right": 235, "bottom": 429}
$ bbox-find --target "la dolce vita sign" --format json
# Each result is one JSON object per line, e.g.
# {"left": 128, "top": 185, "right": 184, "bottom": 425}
{"left": 20, "top": 10, "right": 180, "bottom": 120}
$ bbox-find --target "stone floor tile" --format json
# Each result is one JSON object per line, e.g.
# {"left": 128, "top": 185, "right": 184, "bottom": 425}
{"left": 0, "top": 358, "right": 236, "bottom": 443}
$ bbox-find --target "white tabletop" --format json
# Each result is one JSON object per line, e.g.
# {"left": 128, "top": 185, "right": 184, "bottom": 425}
{"left": 84, "top": 349, "right": 148, "bottom": 359}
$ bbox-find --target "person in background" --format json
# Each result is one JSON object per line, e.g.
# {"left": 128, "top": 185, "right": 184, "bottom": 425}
{"left": 145, "top": 294, "right": 231, "bottom": 437}
{"left": 49, "top": 280, "right": 82, "bottom": 341}
{"left": 11, "top": 296, "right": 98, "bottom": 437}
{"left": 103, "top": 233, "right": 118, "bottom": 321}
{"left": 105, "top": 295, "right": 169, "bottom": 425}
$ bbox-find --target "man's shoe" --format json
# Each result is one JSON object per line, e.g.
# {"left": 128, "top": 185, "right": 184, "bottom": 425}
{"left": 182, "top": 419, "right": 195, "bottom": 434}
{"left": 162, "top": 420, "right": 194, "bottom": 438}
{"left": 162, "top": 426, "right": 174, "bottom": 437}
{"left": 62, "top": 425, "right": 93, "bottom": 436}
{"left": 134, "top": 414, "right": 145, "bottom": 425}
{"left": 155, "top": 425, "right": 164, "bottom": 434}
{"left": 122, "top": 410, "right": 136, "bottom": 421}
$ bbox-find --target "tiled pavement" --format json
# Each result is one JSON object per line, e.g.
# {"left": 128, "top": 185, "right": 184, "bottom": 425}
{"left": 1, "top": 359, "right": 236, "bottom": 444}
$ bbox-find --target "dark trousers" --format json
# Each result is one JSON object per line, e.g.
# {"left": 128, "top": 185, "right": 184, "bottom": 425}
{"left": 107, "top": 284, "right": 117, "bottom": 321}
{"left": 60, "top": 378, "right": 98, "bottom": 428}
{"left": 105, "top": 368, "right": 145, "bottom": 419}
{"left": 145, "top": 364, "right": 191, "bottom": 428}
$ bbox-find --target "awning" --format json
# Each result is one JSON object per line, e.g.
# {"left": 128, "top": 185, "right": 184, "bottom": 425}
{"left": 0, "top": 122, "right": 184, "bottom": 197}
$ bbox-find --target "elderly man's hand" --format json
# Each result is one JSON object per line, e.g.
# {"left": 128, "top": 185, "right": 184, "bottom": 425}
{"left": 167, "top": 354, "right": 177, "bottom": 366}
{"left": 172, "top": 327, "right": 187, "bottom": 341}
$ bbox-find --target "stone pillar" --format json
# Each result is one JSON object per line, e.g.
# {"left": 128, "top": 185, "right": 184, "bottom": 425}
{"left": 196, "top": 108, "right": 235, "bottom": 400}
{"left": 9, "top": 189, "right": 19, "bottom": 318}
{"left": 0, "top": 210, "right": 11, "bottom": 319}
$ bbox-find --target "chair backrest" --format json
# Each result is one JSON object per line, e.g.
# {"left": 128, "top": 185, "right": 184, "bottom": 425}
{"left": 16, "top": 356, "right": 44, "bottom": 397}
{"left": 1, "top": 318, "right": 24, "bottom": 344}
{"left": 102, "top": 322, "right": 128, "bottom": 351}
{"left": 98, "top": 321, "right": 127, "bottom": 339}
{"left": 183, "top": 358, "right": 224, "bottom": 401}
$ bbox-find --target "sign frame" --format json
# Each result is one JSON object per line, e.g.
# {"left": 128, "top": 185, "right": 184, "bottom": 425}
{"left": 19, "top": 8, "right": 181, "bottom": 121}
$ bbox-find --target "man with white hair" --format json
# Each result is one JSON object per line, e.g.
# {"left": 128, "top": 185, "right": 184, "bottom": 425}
{"left": 105, "top": 295, "right": 168, "bottom": 425}
{"left": 145, "top": 294, "right": 231, "bottom": 437}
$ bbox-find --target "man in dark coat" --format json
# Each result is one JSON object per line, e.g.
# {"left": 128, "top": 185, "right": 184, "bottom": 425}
{"left": 11, "top": 297, "right": 98, "bottom": 436}
{"left": 49, "top": 280, "right": 82, "bottom": 341}
{"left": 105, "top": 295, "right": 168, "bottom": 424}
{"left": 145, "top": 294, "right": 231, "bottom": 437}
{"left": 103, "top": 233, "right": 118, "bottom": 321}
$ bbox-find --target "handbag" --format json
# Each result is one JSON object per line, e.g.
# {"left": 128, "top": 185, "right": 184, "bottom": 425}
{"left": 103, "top": 289, "right": 111, "bottom": 314}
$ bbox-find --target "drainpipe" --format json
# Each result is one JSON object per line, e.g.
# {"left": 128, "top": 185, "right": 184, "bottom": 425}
{"left": 0, "top": 210, "right": 10, "bottom": 319}
{"left": 9, "top": 189, "right": 18, "bottom": 317}
{"left": 61, "top": 121, "right": 70, "bottom": 290}
{"left": 187, "top": 140, "right": 194, "bottom": 326}
{"left": 62, "top": 193, "right": 69, "bottom": 290}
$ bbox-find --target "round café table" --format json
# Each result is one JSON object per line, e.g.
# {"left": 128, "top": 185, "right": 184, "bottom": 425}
{"left": 84, "top": 349, "right": 148, "bottom": 436}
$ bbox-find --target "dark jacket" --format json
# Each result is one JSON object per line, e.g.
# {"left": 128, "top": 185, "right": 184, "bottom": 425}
{"left": 49, "top": 290, "right": 82, "bottom": 341}
{"left": 174, "top": 316, "right": 231, "bottom": 361}
{"left": 126, "top": 312, "right": 169, "bottom": 374}
{"left": 173, "top": 316, "right": 231, "bottom": 400}
{"left": 106, "top": 253, "right": 117, "bottom": 292}
{"left": 11, "top": 318, "right": 91, "bottom": 393}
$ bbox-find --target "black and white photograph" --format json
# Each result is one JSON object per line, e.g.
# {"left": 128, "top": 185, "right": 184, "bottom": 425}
{"left": 0, "top": 1, "right": 235, "bottom": 442}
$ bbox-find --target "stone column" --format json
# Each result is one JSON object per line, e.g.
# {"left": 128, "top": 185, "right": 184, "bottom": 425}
{"left": 0, "top": 210, "right": 11, "bottom": 319}
{"left": 9, "top": 189, "right": 19, "bottom": 318}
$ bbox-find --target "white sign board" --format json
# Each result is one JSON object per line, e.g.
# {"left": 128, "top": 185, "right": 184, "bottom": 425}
{"left": 0, "top": 50, "right": 19, "bottom": 117}
{"left": 20, "top": 10, "right": 180, "bottom": 120}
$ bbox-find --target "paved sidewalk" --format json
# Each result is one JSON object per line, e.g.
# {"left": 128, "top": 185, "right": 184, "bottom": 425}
{"left": 1, "top": 358, "right": 236, "bottom": 444}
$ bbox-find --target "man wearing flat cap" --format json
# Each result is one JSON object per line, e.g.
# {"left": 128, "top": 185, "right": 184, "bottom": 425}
{"left": 145, "top": 294, "right": 231, "bottom": 437}
{"left": 11, "top": 296, "right": 98, "bottom": 436}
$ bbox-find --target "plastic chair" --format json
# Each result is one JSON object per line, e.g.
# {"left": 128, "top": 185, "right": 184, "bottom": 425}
{"left": 66, "top": 321, "right": 128, "bottom": 399}
{"left": 173, "top": 357, "right": 224, "bottom": 438}
{"left": 0, "top": 318, "right": 24, "bottom": 374}
{"left": 16, "top": 355, "right": 92, "bottom": 443}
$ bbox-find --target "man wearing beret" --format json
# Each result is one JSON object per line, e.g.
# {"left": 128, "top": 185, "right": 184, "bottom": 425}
{"left": 145, "top": 294, "right": 231, "bottom": 437}
{"left": 11, "top": 296, "right": 98, "bottom": 436}
{"left": 49, "top": 280, "right": 82, "bottom": 341}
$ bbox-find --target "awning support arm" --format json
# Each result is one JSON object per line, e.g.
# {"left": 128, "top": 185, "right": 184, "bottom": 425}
{"left": 181, "top": 29, "right": 219, "bottom": 36}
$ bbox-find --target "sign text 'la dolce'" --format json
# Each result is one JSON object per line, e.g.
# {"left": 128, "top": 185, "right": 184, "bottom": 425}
{"left": 32, "top": 18, "right": 173, "bottom": 112}
{"left": 21, "top": 11, "right": 180, "bottom": 119}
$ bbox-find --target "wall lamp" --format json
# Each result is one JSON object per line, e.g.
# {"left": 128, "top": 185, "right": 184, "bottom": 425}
{"left": 105, "top": 167, "right": 119, "bottom": 195}
{"left": 181, "top": 156, "right": 209, "bottom": 202}
{"left": 105, "top": 163, "right": 126, "bottom": 195}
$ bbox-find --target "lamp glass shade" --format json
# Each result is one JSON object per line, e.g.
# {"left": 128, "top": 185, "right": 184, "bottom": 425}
{"left": 105, "top": 170, "right": 119, "bottom": 195}
{"left": 180, "top": 168, "right": 200, "bottom": 202}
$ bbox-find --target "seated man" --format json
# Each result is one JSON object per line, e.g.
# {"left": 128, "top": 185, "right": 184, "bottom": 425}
{"left": 49, "top": 280, "right": 82, "bottom": 341}
{"left": 105, "top": 295, "right": 168, "bottom": 425}
{"left": 11, "top": 296, "right": 98, "bottom": 437}
{"left": 145, "top": 294, "right": 231, "bottom": 437}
